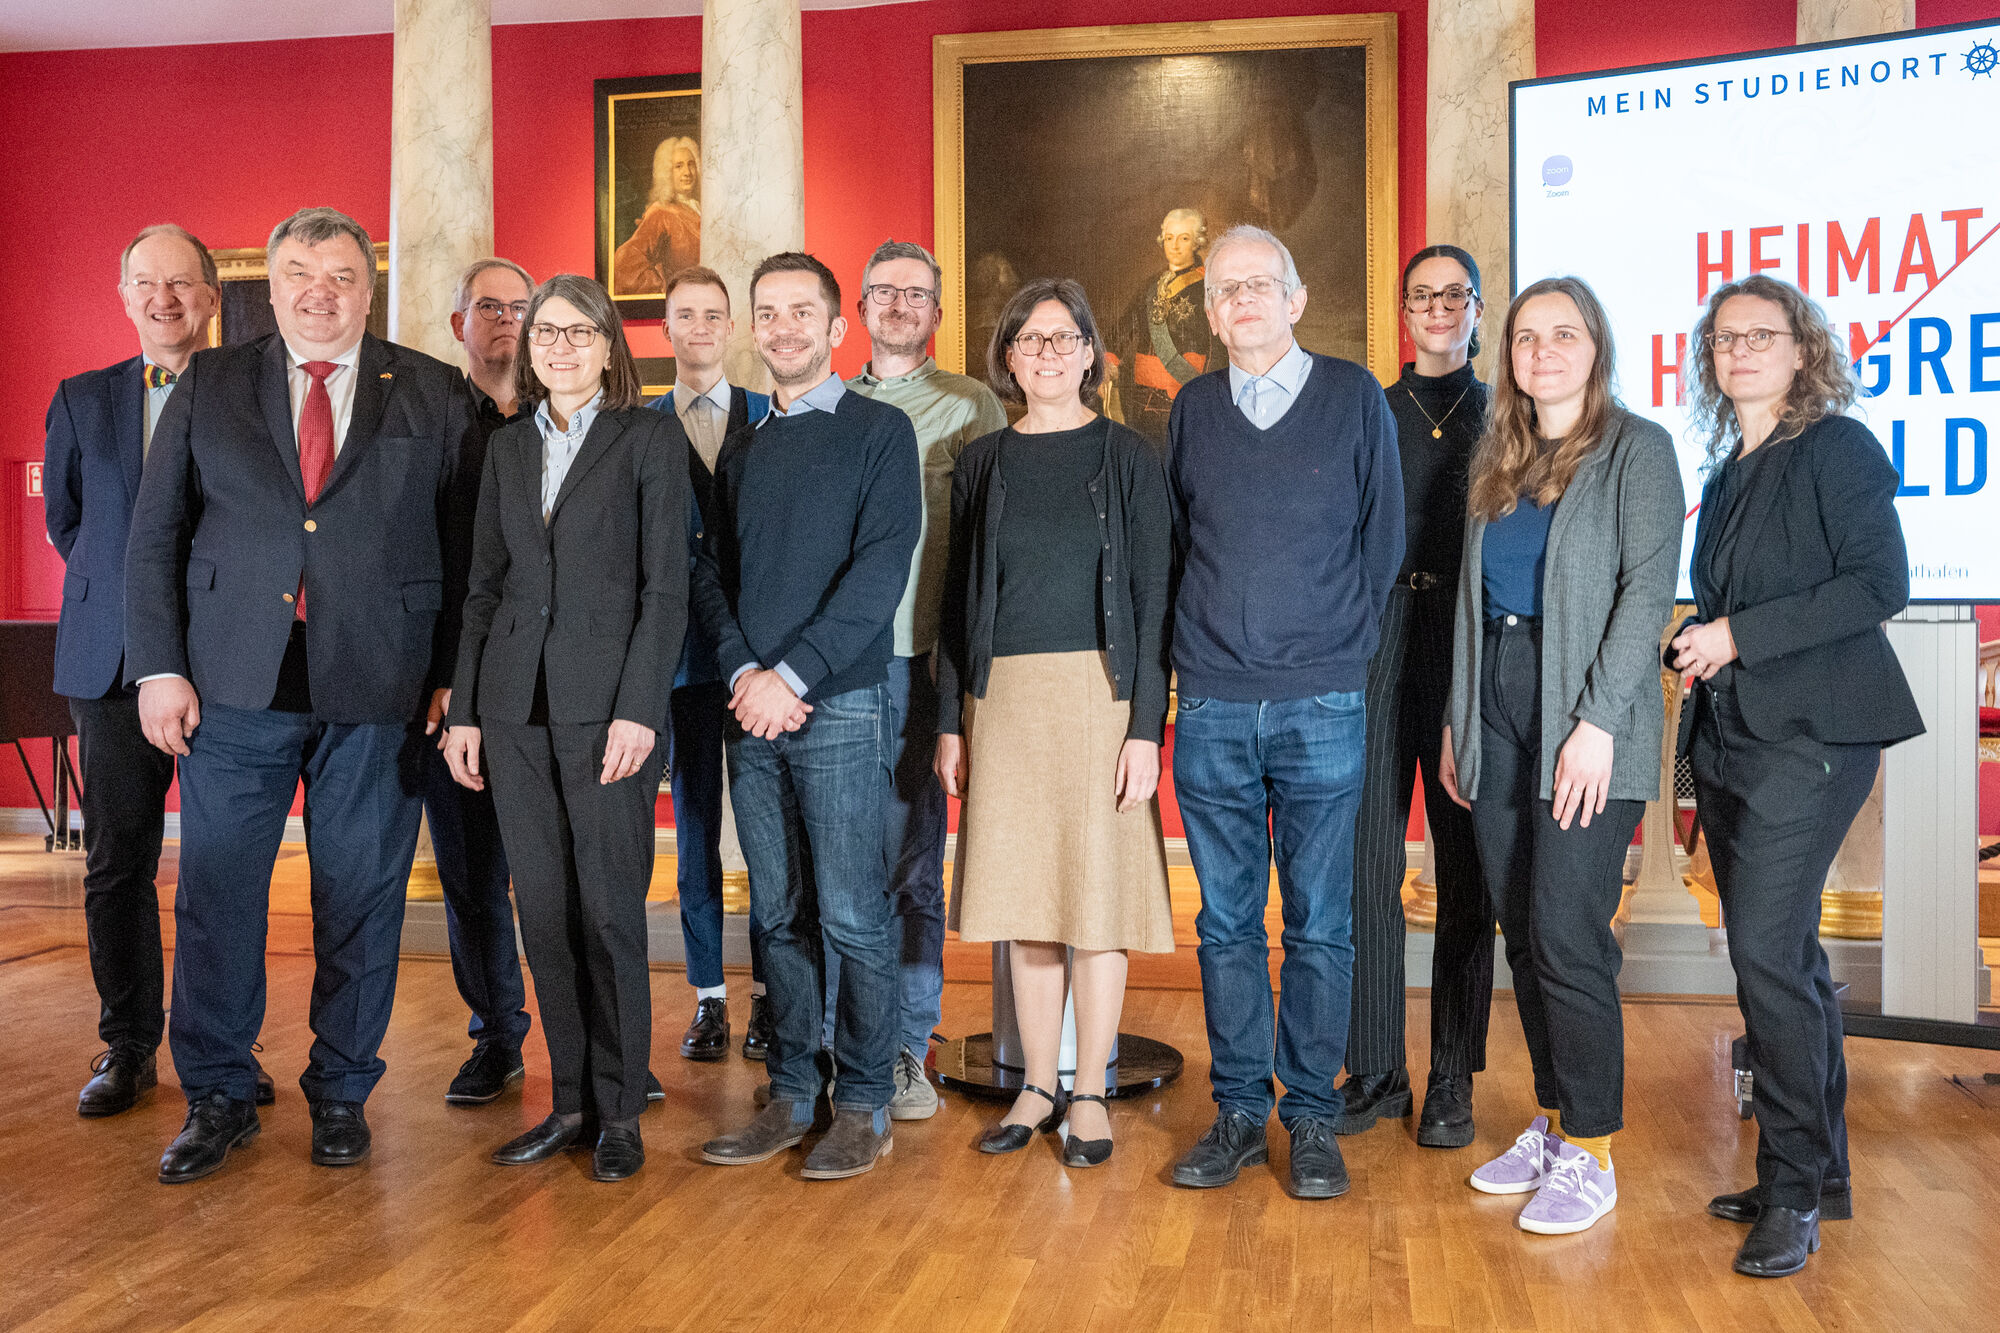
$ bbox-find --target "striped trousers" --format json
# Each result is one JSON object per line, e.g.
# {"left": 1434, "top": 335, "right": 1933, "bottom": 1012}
{"left": 1346, "top": 583, "right": 1494, "bottom": 1078}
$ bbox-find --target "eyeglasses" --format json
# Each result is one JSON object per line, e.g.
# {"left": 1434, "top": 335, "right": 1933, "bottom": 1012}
{"left": 1704, "top": 328, "right": 1792, "bottom": 352}
{"left": 528, "top": 323, "right": 603, "bottom": 348}
{"left": 1208, "top": 275, "right": 1293, "bottom": 304}
{"left": 473, "top": 300, "right": 529, "bottom": 323}
{"left": 1404, "top": 285, "right": 1477, "bottom": 312}
{"left": 1011, "top": 330, "right": 1088, "bottom": 356}
{"left": 124, "top": 278, "right": 208, "bottom": 297}
{"left": 865, "top": 284, "right": 938, "bottom": 309}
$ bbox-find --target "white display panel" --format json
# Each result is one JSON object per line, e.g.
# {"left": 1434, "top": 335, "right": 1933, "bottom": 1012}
{"left": 1512, "top": 21, "right": 2000, "bottom": 599}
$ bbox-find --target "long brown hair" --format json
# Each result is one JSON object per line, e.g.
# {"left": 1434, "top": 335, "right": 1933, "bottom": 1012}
{"left": 1467, "top": 276, "right": 1618, "bottom": 521}
{"left": 1686, "top": 273, "right": 1857, "bottom": 464}
{"left": 514, "top": 274, "right": 642, "bottom": 412}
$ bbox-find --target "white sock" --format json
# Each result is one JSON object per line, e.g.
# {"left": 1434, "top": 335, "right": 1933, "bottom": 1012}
{"left": 694, "top": 984, "right": 727, "bottom": 1002}
{"left": 750, "top": 981, "right": 767, "bottom": 998}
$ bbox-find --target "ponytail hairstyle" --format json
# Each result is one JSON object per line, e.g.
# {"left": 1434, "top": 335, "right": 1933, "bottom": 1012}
{"left": 1402, "top": 243, "right": 1484, "bottom": 360}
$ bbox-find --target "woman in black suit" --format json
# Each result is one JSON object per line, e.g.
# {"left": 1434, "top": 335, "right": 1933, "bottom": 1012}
{"left": 442, "top": 274, "right": 688, "bottom": 1182}
{"left": 1669, "top": 274, "right": 1923, "bottom": 1277}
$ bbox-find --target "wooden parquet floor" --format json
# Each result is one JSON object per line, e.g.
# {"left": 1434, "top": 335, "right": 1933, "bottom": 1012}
{"left": 5, "top": 835, "right": 2000, "bottom": 1332}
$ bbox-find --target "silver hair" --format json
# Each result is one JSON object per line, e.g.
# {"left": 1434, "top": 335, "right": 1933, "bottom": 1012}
{"left": 120, "top": 224, "right": 218, "bottom": 288}
{"left": 862, "top": 239, "right": 943, "bottom": 297}
{"left": 1203, "top": 223, "right": 1302, "bottom": 296}
{"left": 266, "top": 206, "right": 375, "bottom": 272}
{"left": 1159, "top": 207, "right": 1209, "bottom": 250}
{"left": 453, "top": 257, "right": 535, "bottom": 313}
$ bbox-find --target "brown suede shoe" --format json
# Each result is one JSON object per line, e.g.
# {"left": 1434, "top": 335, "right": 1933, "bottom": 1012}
{"left": 801, "top": 1108, "right": 893, "bottom": 1180}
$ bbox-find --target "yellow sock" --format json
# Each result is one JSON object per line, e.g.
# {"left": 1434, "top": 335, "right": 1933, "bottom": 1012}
{"left": 1540, "top": 1108, "right": 1563, "bottom": 1138}
{"left": 1566, "top": 1133, "right": 1613, "bottom": 1171}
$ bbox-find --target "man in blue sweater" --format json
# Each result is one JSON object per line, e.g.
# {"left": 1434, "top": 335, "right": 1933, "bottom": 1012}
{"left": 693, "top": 252, "right": 922, "bottom": 1180}
{"left": 1165, "top": 225, "right": 1404, "bottom": 1201}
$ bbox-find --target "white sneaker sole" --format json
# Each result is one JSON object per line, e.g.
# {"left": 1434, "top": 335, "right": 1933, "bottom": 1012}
{"left": 1468, "top": 1170, "right": 1547, "bottom": 1196}
{"left": 1517, "top": 1188, "right": 1617, "bottom": 1234}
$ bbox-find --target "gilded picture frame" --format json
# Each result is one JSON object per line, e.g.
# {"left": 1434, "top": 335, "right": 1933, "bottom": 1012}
{"left": 595, "top": 73, "right": 703, "bottom": 322}
{"left": 207, "top": 243, "right": 390, "bottom": 348}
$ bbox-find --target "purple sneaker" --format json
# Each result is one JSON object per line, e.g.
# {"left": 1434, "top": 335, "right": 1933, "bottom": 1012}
{"left": 1468, "top": 1115, "right": 1552, "bottom": 1195}
{"left": 1517, "top": 1139, "right": 1617, "bottom": 1234}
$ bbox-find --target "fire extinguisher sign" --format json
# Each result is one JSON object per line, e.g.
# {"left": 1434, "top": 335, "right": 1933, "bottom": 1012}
{"left": 27, "top": 462, "right": 42, "bottom": 497}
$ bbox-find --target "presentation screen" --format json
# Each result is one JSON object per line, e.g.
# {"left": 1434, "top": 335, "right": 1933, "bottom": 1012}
{"left": 1512, "top": 20, "right": 2000, "bottom": 600}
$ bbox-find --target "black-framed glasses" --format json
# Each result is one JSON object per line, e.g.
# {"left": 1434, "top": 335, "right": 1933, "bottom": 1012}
{"left": 1404, "top": 285, "right": 1477, "bottom": 312}
{"left": 1209, "top": 275, "right": 1294, "bottom": 304}
{"left": 528, "top": 323, "right": 602, "bottom": 348}
{"left": 1012, "top": 330, "right": 1088, "bottom": 356}
{"left": 1704, "top": 328, "right": 1793, "bottom": 352}
{"left": 473, "top": 299, "right": 529, "bottom": 322}
{"left": 865, "top": 284, "right": 938, "bottom": 309}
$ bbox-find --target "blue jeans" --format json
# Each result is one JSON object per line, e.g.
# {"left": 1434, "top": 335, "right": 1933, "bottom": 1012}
{"left": 728, "top": 683, "right": 899, "bottom": 1110}
{"left": 672, "top": 680, "right": 764, "bottom": 988}
{"left": 1172, "top": 691, "right": 1366, "bottom": 1127}
{"left": 822, "top": 653, "right": 947, "bottom": 1058}
{"left": 422, "top": 746, "right": 530, "bottom": 1047}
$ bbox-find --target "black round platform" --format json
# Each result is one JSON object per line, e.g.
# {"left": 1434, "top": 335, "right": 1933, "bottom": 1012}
{"left": 935, "top": 1033, "right": 1183, "bottom": 1101}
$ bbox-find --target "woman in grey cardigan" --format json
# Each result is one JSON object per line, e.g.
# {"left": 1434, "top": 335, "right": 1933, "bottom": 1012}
{"left": 1437, "top": 276, "right": 1684, "bottom": 1236}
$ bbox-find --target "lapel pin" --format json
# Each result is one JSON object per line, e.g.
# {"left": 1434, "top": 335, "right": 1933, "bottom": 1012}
{"left": 379, "top": 372, "right": 394, "bottom": 380}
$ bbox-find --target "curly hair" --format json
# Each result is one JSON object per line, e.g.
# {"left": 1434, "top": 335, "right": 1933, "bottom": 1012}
{"left": 1686, "top": 274, "right": 1857, "bottom": 465}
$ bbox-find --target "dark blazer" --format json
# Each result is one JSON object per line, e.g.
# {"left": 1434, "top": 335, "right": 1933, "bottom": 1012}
{"left": 125, "top": 333, "right": 477, "bottom": 724}
{"left": 448, "top": 405, "right": 689, "bottom": 733}
{"left": 44, "top": 356, "right": 147, "bottom": 699}
{"left": 1678, "top": 413, "right": 1923, "bottom": 750}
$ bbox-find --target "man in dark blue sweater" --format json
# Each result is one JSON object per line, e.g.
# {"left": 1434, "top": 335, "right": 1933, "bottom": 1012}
{"left": 1165, "top": 225, "right": 1405, "bottom": 1201}
{"left": 692, "top": 252, "right": 921, "bottom": 1181}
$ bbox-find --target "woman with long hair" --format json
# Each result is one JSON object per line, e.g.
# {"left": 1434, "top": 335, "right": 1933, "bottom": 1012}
{"left": 1669, "top": 274, "right": 1921, "bottom": 1277}
{"left": 1439, "top": 275, "right": 1683, "bottom": 1234}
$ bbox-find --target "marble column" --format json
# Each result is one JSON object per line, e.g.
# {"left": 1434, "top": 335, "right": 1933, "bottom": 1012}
{"left": 1798, "top": 0, "right": 1915, "bottom": 44}
{"left": 1426, "top": 0, "right": 1535, "bottom": 380}
{"left": 388, "top": 0, "right": 494, "bottom": 367}
{"left": 701, "top": 0, "right": 804, "bottom": 392}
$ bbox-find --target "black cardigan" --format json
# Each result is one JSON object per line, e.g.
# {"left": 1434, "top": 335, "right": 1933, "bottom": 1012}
{"left": 936, "top": 417, "right": 1173, "bottom": 743}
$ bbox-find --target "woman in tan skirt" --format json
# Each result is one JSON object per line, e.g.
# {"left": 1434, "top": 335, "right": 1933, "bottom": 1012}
{"left": 934, "top": 278, "right": 1175, "bottom": 1168}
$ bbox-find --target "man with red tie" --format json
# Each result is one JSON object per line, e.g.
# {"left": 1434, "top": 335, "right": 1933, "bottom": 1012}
{"left": 125, "top": 206, "right": 478, "bottom": 1183}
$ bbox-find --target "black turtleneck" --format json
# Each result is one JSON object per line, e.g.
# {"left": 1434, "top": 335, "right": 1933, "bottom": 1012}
{"left": 1386, "top": 360, "right": 1487, "bottom": 584}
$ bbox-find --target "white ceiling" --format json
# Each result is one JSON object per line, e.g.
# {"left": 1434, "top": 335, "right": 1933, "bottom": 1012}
{"left": 0, "top": 0, "right": 919, "bottom": 53}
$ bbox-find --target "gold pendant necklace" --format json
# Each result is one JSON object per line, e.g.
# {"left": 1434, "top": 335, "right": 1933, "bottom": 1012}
{"left": 1406, "top": 383, "right": 1471, "bottom": 439}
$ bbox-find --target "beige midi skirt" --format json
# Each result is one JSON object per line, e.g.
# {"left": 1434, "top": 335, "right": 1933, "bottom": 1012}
{"left": 949, "top": 650, "right": 1175, "bottom": 954}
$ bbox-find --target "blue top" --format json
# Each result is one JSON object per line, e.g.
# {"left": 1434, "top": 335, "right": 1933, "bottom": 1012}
{"left": 1225, "top": 339, "right": 1314, "bottom": 429}
{"left": 1481, "top": 496, "right": 1555, "bottom": 617}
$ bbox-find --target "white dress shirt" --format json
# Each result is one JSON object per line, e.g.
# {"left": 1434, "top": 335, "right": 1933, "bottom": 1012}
{"left": 1227, "top": 339, "right": 1314, "bottom": 430}
{"left": 285, "top": 341, "right": 363, "bottom": 455}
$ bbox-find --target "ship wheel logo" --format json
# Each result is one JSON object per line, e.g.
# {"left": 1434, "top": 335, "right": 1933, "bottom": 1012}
{"left": 1967, "top": 41, "right": 1999, "bottom": 78}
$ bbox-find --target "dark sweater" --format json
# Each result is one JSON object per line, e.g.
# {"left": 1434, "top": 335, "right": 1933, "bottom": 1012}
{"left": 1167, "top": 352, "right": 1405, "bottom": 700}
{"left": 690, "top": 390, "right": 921, "bottom": 703}
{"left": 991, "top": 421, "right": 1110, "bottom": 657}
{"left": 1386, "top": 362, "right": 1486, "bottom": 583}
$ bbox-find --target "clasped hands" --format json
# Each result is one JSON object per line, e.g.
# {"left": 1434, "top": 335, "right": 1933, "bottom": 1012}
{"left": 731, "top": 667, "right": 812, "bottom": 739}
{"left": 1667, "top": 615, "right": 1736, "bottom": 682}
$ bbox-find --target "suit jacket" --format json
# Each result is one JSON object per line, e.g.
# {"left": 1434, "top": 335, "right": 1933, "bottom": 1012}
{"left": 1677, "top": 413, "right": 1923, "bottom": 750}
{"left": 44, "top": 355, "right": 148, "bottom": 699}
{"left": 448, "top": 405, "right": 690, "bottom": 732}
{"left": 124, "top": 333, "right": 477, "bottom": 724}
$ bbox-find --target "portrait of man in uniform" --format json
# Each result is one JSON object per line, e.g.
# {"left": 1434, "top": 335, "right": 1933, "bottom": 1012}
{"left": 1101, "top": 208, "right": 1216, "bottom": 442}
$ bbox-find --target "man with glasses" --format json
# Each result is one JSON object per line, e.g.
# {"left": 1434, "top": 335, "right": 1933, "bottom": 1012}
{"left": 1104, "top": 207, "right": 1217, "bottom": 443}
{"left": 1165, "top": 224, "right": 1404, "bottom": 1201}
{"left": 841, "top": 239, "right": 1006, "bottom": 1119}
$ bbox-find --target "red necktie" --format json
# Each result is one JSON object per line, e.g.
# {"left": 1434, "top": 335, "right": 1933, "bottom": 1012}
{"left": 296, "top": 361, "right": 337, "bottom": 620}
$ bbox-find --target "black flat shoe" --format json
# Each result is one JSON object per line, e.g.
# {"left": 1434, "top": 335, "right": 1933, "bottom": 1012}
{"left": 79, "top": 1048, "right": 157, "bottom": 1117}
{"left": 1332, "top": 1068, "right": 1412, "bottom": 1135}
{"left": 309, "top": 1100, "right": 371, "bottom": 1167}
{"left": 978, "top": 1083, "right": 1068, "bottom": 1155}
{"left": 447, "top": 1040, "right": 526, "bottom": 1104}
{"left": 1416, "top": 1072, "right": 1475, "bottom": 1149}
{"left": 1734, "top": 1205, "right": 1820, "bottom": 1278}
{"left": 1062, "top": 1092, "right": 1113, "bottom": 1168}
{"left": 742, "top": 994, "right": 773, "bottom": 1060}
{"left": 491, "top": 1114, "right": 590, "bottom": 1164}
{"left": 1287, "top": 1117, "right": 1350, "bottom": 1199}
{"left": 158, "top": 1093, "right": 259, "bottom": 1184}
{"left": 1710, "top": 1179, "right": 1851, "bottom": 1223}
{"left": 592, "top": 1124, "right": 645, "bottom": 1181}
{"left": 1171, "top": 1110, "right": 1269, "bottom": 1188}
{"left": 680, "top": 997, "right": 730, "bottom": 1062}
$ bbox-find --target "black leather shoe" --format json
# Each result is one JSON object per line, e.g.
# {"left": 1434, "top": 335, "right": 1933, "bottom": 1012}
{"left": 645, "top": 1071, "right": 665, "bottom": 1103}
{"left": 980, "top": 1083, "right": 1068, "bottom": 1155}
{"left": 591, "top": 1124, "right": 645, "bottom": 1181}
{"left": 309, "top": 1100, "right": 372, "bottom": 1166}
{"left": 1171, "top": 1110, "right": 1269, "bottom": 1188}
{"left": 1733, "top": 1205, "right": 1820, "bottom": 1277}
{"left": 1332, "top": 1068, "right": 1412, "bottom": 1135}
{"left": 79, "top": 1048, "right": 157, "bottom": 1117}
{"left": 158, "top": 1093, "right": 259, "bottom": 1184}
{"left": 1710, "top": 1180, "right": 1852, "bottom": 1224}
{"left": 491, "top": 1114, "right": 592, "bottom": 1164}
{"left": 1287, "top": 1117, "right": 1350, "bottom": 1198}
{"left": 1416, "top": 1072, "right": 1475, "bottom": 1149}
{"left": 680, "top": 998, "right": 730, "bottom": 1062}
{"left": 1062, "top": 1093, "right": 1113, "bottom": 1168}
{"left": 254, "top": 1061, "right": 276, "bottom": 1107}
{"left": 742, "top": 994, "right": 773, "bottom": 1061}
{"left": 446, "top": 1040, "right": 525, "bottom": 1104}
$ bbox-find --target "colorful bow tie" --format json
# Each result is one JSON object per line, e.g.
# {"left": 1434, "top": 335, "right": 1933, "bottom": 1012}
{"left": 144, "top": 365, "right": 179, "bottom": 390}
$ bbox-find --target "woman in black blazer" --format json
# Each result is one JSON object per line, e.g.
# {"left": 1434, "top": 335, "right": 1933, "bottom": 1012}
{"left": 442, "top": 274, "right": 688, "bottom": 1182}
{"left": 1669, "top": 274, "right": 1922, "bottom": 1278}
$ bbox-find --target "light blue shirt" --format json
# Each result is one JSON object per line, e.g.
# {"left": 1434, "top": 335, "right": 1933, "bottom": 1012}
{"left": 142, "top": 362, "right": 177, "bottom": 459}
{"left": 1227, "top": 339, "right": 1313, "bottom": 429}
{"left": 534, "top": 392, "right": 602, "bottom": 522}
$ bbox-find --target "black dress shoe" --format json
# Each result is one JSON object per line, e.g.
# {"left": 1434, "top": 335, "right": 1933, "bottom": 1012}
{"left": 446, "top": 1041, "right": 526, "bottom": 1104}
{"left": 309, "top": 1100, "right": 372, "bottom": 1166}
{"left": 1332, "top": 1068, "right": 1412, "bottom": 1135}
{"left": 680, "top": 998, "right": 731, "bottom": 1062}
{"left": 645, "top": 1071, "right": 665, "bottom": 1103}
{"left": 1416, "top": 1072, "right": 1475, "bottom": 1149}
{"left": 592, "top": 1124, "right": 645, "bottom": 1181}
{"left": 742, "top": 994, "right": 773, "bottom": 1061}
{"left": 1062, "top": 1092, "right": 1114, "bottom": 1168}
{"left": 1709, "top": 1180, "right": 1852, "bottom": 1224}
{"left": 79, "top": 1048, "right": 157, "bottom": 1117}
{"left": 255, "top": 1061, "right": 276, "bottom": 1107}
{"left": 158, "top": 1093, "right": 259, "bottom": 1184}
{"left": 1287, "top": 1117, "right": 1350, "bottom": 1199}
{"left": 980, "top": 1083, "right": 1069, "bottom": 1155}
{"left": 1171, "top": 1110, "right": 1269, "bottom": 1188}
{"left": 491, "top": 1114, "right": 591, "bottom": 1165}
{"left": 1734, "top": 1205, "right": 1820, "bottom": 1277}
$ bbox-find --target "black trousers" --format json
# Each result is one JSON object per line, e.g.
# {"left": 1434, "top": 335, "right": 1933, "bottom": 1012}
{"left": 1467, "top": 618, "right": 1643, "bottom": 1138}
{"left": 1690, "top": 681, "right": 1874, "bottom": 1211}
{"left": 1348, "top": 584, "right": 1492, "bottom": 1077}
{"left": 68, "top": 691, "right": 177, "bottom": 1054}
{"left": 484, "top": 718, "right": 663, "bottom": 1122}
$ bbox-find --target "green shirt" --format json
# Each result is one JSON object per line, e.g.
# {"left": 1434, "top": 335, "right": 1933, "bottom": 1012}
{"left": 847, "top": 356, "right": 1008, "bottom": 656}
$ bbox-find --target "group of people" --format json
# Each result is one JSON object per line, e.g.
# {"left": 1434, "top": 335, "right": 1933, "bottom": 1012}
{"left": 45, "top": 202, "right": 1919, "bottom": 1281}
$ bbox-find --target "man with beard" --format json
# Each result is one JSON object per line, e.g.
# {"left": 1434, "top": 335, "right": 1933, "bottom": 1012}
{"left": 1104, "top": 208, "right": 1216, "bottom": 442}
{"left": 612, "top": 136, "right": 701, "bottom": 296}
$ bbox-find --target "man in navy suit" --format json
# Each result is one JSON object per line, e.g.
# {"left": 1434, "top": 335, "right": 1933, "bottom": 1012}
{"left": 126, "top": 206, "right": 478, "bottom": 1183}
{"left": 44, "top": 224, "right": 222, "bottom": 1118}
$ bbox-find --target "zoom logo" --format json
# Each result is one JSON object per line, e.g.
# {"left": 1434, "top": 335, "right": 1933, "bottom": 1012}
{"left": 1541, "top": 155, "right": 1574, "bottom": 197}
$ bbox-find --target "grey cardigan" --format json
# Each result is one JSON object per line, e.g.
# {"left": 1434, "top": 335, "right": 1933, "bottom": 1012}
{"left": 1445, "top": 408, "right": 1685, "bottom": 803}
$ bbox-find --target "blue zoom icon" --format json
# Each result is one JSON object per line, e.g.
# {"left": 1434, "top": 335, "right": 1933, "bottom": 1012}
{"left": 1542, "top": 156, "right": 1574, "bottom": 187}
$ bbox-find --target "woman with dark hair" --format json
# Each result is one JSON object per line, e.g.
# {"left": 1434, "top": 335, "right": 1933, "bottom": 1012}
{"left": 1338, "top": 244, "right": 1494, "bottom": 1149}
{"left": 1438, "top": 275, "right": 1683, "bottom": 1235}
{"left": 935, "top": 277, "right": 1174, "bottom": 1167}
{"left": 1669, "top": 274, "right": 1921, "bottom": 1277}
{"left": 441, "top": 274, "right": 688, "bottom": 1181}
